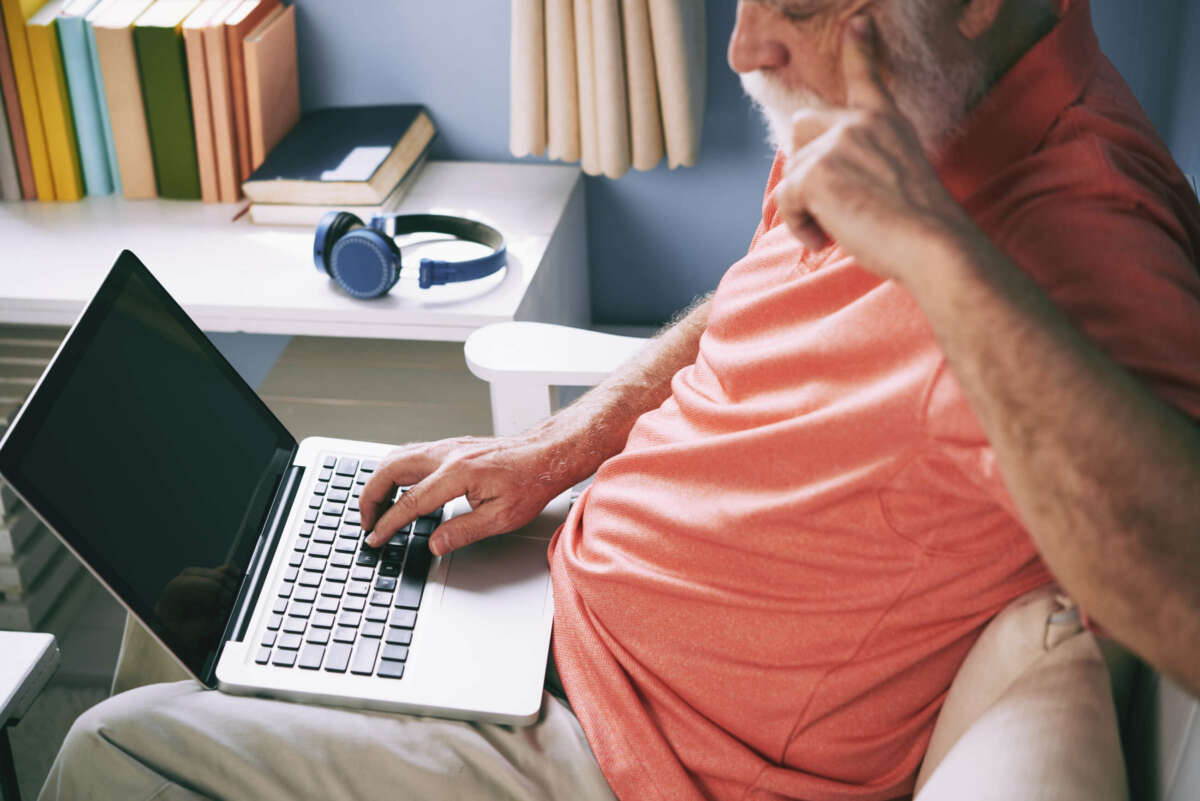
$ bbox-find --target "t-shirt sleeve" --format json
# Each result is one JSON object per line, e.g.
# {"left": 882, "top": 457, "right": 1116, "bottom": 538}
{"left": 922, "top": 184, "right": 1200, "bottom": 516}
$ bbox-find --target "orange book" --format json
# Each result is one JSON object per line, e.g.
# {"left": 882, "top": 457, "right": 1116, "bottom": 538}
{"left": 202, "top": 0, "right": 241, "bottom": 202}
{"left": 223, "top": 0, "right": 277, "bottom": 183}
{"left": 182, "top": 0, "right": 227, "bottom": 202}
{"left": 242, "top": 2, "right": 295, "bottom": 170}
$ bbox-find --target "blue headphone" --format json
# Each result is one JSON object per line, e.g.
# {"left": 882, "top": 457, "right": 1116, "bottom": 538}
{"left": 313, "top": 211, "right": 508, "bottom": 299}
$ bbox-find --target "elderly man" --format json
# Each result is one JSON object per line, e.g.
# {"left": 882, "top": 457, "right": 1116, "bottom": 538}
{"left": 45, "top": 1, "right": 1200, "bottom": 800}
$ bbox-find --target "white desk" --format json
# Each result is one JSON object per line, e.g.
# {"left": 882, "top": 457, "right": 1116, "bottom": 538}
{"left": 0, "top": 161, "right": 589, "bottom": 342}
{"left": 0, "top": 632, "right": 58, "bottom": 801}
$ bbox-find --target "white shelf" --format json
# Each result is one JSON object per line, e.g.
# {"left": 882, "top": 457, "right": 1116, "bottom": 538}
{"left": 0, "top": 161, "right": 589, "bottom": 342}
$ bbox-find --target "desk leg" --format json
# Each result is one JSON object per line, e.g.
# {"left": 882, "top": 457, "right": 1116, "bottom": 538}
{"left": 0, "top": 726, "right": 19, "bottom": 801}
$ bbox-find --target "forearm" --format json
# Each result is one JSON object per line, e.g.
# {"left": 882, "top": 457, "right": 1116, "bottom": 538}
{"left": 527, "top": 296, "right": 711, "bottom": 481}
{"left": 908, "top": 230, "right": 1200, "bottom": 694}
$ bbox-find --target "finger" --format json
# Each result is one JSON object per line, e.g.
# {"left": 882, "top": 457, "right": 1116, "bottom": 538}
{"left": 359, "top": 447, "right": 442, "bottom": 530}
{"left": 786, "top": 212, "right": 831, "bottom": 252}
{"left": 365, "top": 467, "right": 469, "bottom": 547}
{"left": 772, "top": 158, "right": 831, "bottom": 252}
{"left": 842, "top": 14, "right": 893, "bottom": 111}
{"left": 428, "top": 509, "right": 505, "bottom": 556}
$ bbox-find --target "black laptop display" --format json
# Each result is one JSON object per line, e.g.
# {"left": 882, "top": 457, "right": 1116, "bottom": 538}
{"left": 0, "top": 251, "right": 296, "bottom": 679}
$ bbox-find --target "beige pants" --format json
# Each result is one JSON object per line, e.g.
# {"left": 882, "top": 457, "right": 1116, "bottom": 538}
{"left": 39, "top": 678, "right": 617, "bottom": 801}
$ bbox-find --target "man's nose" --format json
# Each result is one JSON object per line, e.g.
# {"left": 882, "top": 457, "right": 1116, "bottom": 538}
{"left": 728, "top": 3, "right": 789, "bottom": 74}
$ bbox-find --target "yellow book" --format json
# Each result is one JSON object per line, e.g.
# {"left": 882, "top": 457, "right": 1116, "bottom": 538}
{"left": 27, "top": 0, "right": 83, "bottom": 201}
{"left": 0, "top": 0, "right": 55, "bottom": 200}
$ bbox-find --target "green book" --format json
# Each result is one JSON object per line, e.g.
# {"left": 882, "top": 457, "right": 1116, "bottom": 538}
{"left": 132, "top": 0, "right": 200, "bottom": 199}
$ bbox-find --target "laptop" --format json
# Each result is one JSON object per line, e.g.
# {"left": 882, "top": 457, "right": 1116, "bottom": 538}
{"left": 0, "top": 250, "right": 557, "bottom": 725}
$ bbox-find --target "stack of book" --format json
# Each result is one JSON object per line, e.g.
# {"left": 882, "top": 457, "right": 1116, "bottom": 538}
{"left": 0, "top": 326, "right": 88, "bottom": 632}
{"left": 0, "top": 0, "right": 300, "bottom": 203}
{"left": 243, "top": 103, "right": 436, "bottom": 225}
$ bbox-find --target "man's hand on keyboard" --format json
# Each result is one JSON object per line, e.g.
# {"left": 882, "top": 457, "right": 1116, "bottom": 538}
{"left": 360, "top": 434, "right": 577, "bottom": 556}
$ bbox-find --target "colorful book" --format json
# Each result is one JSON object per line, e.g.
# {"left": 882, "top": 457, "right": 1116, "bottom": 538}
{"left": 26, "top": 0, "right": 84, "bottom": 201}
{"left": 223, "top": 0, "right": 277, "bottom": 182}
{"left": 203, "top": 0, "right": 242, "bottom": 202}
{"left": 1, "top": 0, "right": 55, "bottom": 200}
{"left": 55, "top": 0, "right": 111, "bottom": 196}
{"left": 0, "top": 6, "right": 35, "bottom": 198}
{"left": 90, "top": 0, "right": 155, "bottom": 198}
{"left": 242, "top": 1, "right": 295, "bottom": 171}
{"left": 242, "top": 105, "right": 436, "bottom": 206}
{"left": 0, "top": 79, "right": 20, "bottom": 199}
{"left": 182, "top": 0, "right": 228, "bottom": 202}
{"left": 82, "top": 0, "right": 120, "bottom": 194}
{"left": 133, "top": 0, "right": 202, "bottom": 199}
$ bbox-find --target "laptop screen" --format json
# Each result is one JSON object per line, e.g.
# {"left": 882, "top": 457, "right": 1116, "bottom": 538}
{"left": 0, "top": 251, "right": 296, "bottom": 681}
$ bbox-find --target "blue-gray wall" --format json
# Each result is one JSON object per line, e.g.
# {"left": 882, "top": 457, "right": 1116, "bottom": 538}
{"left": 289, "top": 0, "right": 1197, "bottom": 328}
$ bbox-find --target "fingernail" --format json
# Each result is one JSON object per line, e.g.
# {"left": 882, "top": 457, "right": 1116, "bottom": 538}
{"left": 429, "top": 539, "right": 442, "bottom": 557}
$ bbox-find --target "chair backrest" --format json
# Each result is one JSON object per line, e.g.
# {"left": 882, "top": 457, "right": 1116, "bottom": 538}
{"left": 1117, "top": 656, "right": 1199, "bottom": 801}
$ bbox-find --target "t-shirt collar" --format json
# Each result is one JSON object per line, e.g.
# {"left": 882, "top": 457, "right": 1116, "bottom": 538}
{"left": 936, "top": 0, "right": 1101, "bottom": 201}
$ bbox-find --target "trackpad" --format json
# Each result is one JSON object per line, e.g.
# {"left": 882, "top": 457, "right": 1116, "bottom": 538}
{"left": 439, "top": 535, "right": 550, "bottom": 616}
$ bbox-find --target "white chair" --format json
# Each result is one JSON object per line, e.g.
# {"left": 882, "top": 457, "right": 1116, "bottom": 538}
{"left": 465, "top": 320, "right": 1200, "bottom": 801}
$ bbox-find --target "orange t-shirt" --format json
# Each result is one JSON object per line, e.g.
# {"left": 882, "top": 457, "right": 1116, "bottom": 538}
{"left": 548, "top": 2, "right": 1200, "bottom": 800}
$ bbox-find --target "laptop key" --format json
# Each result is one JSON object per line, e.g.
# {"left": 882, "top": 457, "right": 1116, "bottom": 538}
{"left": 322, "top": 455, "right": 337, "bottom": 469}
{"left": 313, "top": 529, "right": 336, "bottom": 545}
{"left": 332, "top": 475, "right": 353, "bottom": 490}
{"left": 324, "top": 642, "right": 352, "bottom": 673}
{"left": 304, "top": 508, "right": 318, "bottom": 524}
{"left": 283, "top": 616, "right": 307, "bottom": 634}
{"left": 377, "top": 660, "right": 404, "bottom": 679}
{"left": 292, "top": 539, "right": 308, "bottom": 554}
{"left": 313, "top": 482, "right": 328, "bottom": 497}
{"left": 255, "top": 647, "right": 271, "bottom": 664}
{"left": 412, "top": 517, "right": 437, "bottom": 536}
{"left": 277, "top": 582, "right": 293, "bottom": 599}
{"left": 278, "top": 633, "right": 302, "bottom": 650}
{"left": 333, "top": 539, "right": 357, "bottom": 554}
{"left": 261, "top": 630, "right": 276, "bottom": 647}
{"left": 272, "top": 598, "right": 287, "bottom": 614}
{"left": 298, "top": 571, "right": 322, "bottom": 588}
{"left": 361, "top": 459, "right": 379, "bottom": 473}
{"left": 338, "top": 524, "right": 360, "bottom": 540}
{"left": 382, "top": 644, "right": 409, "bottom": 662}
{"left": 322, "top": 502, "right": 345, "bottom": 517}
{"left": 298, "top": 644, "right": 325, "bottom": 670}
{"left": 320, "top": 581, "right": 345, "bottom": 598}
{"left": 309, "top": 543, "right": 332, "bottom": 558}
{"left": 288, "top": 602, "right": 313, "bottom": 618}
{"left": 378, "top": 562, "right": 401, "bottom": 578}
{"left": 369, "top": 591, "right": 391, "bottom": 607}
{"left": 316, "top": 596, "right": 339, "bottom": 614}
{"left": 361, "top": 622, "right": 385, "bottom": 638}
{"left": 306, "top": 628, "right": 330, "bottom": 645}
{"left": 328, "top": 489, "right": 349, "bottom": 503}
{"left": 375, "top": 576, "right": 397, "bottom": 592}
{"left": 330, "top": 552, "right": 353, "bottom": 568}
{"left": 311, "top": 612, "right": 336, "bottom": 629}
{"left": 351, "top": 566, "right": 374, "bottom": 582}
{"left": 294, "top": 586, "right": 317, "bottom": 603}
{"left": 350, "top": 640, "right": 379, "bottom": 675}
{"left": 338, "top": 611, "right": 361, "bottom": 628}
{"left": 267, "top": 614, "right": 283, "bottom": 630}
{"left": 395, "top": 539, "right": 432, "bottom": 610}
{"left": 318, "top": 515, "right": 340, "bottom": 530}
{"left": 319, "top": 468, "right": 333, "bottom": 482}
{"left": 308, "top": 496, "right": 322, "bottom": 510}
{"left": 365, "top": 606, "right": 387, "bottom": 624}
{"left": 299, "top": 524, "right": 314, "bottom": 538}
{"left": 287, "top": 551, "right": 303, "bottom": 567}
{"left": 343, "top": 511, "right": 362, "bottom": 527}
{"left": 326, "top": 567, "right": 350, "bottom": 583}
{"left": 355, "top": 548, "right": 379, "bottom": 567}
{"left": 272, "top": 649, "right": 297, "bottom": 667}
{"left": 346, "top": 580, "right": 371, "bottom": 596}
{"left": 283, "top": 567, "right": 299, "bottom": 583}
{"left": 332, "top": 626, "right": 356, "bottom": 644}
{"left": 303, "top": 557, "right": 327, "bottom": 573}
{"left": 385, "top": 628, "right": 412, "bottom": 646}
{"left": 341, "top": 595, "right": 366, "bottom": 613}
{"left": 336, "top": 457, "right": 358, "bottom": 476}
{"left": 389, "top": 609, "right": 417, "bottom": 629}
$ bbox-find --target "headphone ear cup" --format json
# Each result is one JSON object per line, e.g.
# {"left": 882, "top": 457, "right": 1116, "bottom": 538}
{"left": 328, "top": 229, "right": 403, "bottom": 299}
{"left": 313, "top": 211, "right": 365, "bottom": 274}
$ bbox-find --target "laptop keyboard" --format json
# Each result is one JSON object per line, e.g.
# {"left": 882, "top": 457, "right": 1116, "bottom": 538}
{"left": 254, "top": 454, "right": 438, "bottom": 680}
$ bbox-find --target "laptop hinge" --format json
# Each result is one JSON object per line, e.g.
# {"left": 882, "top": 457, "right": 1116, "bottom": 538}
{"left": 205, "top": 461, "right": 303, "bottom": 686}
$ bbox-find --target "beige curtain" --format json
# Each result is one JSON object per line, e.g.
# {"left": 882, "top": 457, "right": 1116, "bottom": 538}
{"left": 510, "top": 0, "right": 705, "bottom": 179}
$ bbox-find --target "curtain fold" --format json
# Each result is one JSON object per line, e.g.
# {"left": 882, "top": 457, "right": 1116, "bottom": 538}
{"left": 511, "top": 0, "right": 705, "bottom": 178}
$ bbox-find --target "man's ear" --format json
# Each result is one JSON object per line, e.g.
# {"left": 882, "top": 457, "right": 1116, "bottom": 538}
{"left": 956, "top": 0, "right": 1006, "bottom": 40}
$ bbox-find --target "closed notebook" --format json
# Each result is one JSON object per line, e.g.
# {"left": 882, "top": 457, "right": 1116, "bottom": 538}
{"left": 26, "top": 0, "right": 84, "bottom": 201}
{"left": 223, "top": 0, "right": 278, "bottom": 182}
{"left": 242, "top": 105, "right": 435, "bottom": 206}
{"left": 90, "top": 0, "right": 155, "bottom": 198}
{"left": 242, "top": 2, "right": 296, "bottom": 171}
{"left": 0, "top": 84, "right": 20, "bottom": 199}
{"left": 133, "top": 0, "right": 202, "bottom": 199}
{"left": 182, "top": 0, "right": 229, "bottom": 202}
{"left": 0, "top": 6, "right": 36, "bottom": 198}
{"left": 56, "top": 0, "right": 112, "bottom": 196}
{"left": 0, "top": 0, "right": 54, "bottom": 200}
{"left": 82, "top": 0, "right": 121, "bottom": 194}
{"left": 203, "top": 0, "right": 244, "bottom": 202}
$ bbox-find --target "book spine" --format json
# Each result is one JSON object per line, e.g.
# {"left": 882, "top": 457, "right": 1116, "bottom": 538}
{"left": 204, "top": 20, "right": 237, "bottom": 202}
{"left": 0, "top": 5, "right": 34, "bottom": 198}
{"left": 57, "top": 14, "right": 113, "bottom": 196}
{"left": 0, "top": 0, "right": 55, "bottom": 200}
{"left": 27, "top": 17, "right": 84, "bottom": 201}
{"left": 0, "top": 79, "right": 20, "bottom": 199}
{"left": 93, "top": 22, "right": 157, "bottom": 199}
{"left": 183, "top": 24, "right": 217, "bottom": 202}
{"left": 134, "top": 22, "right": 200, "bottom": 199}
{"left": 83, "top": 13, "right": 121, "bottom": 194}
